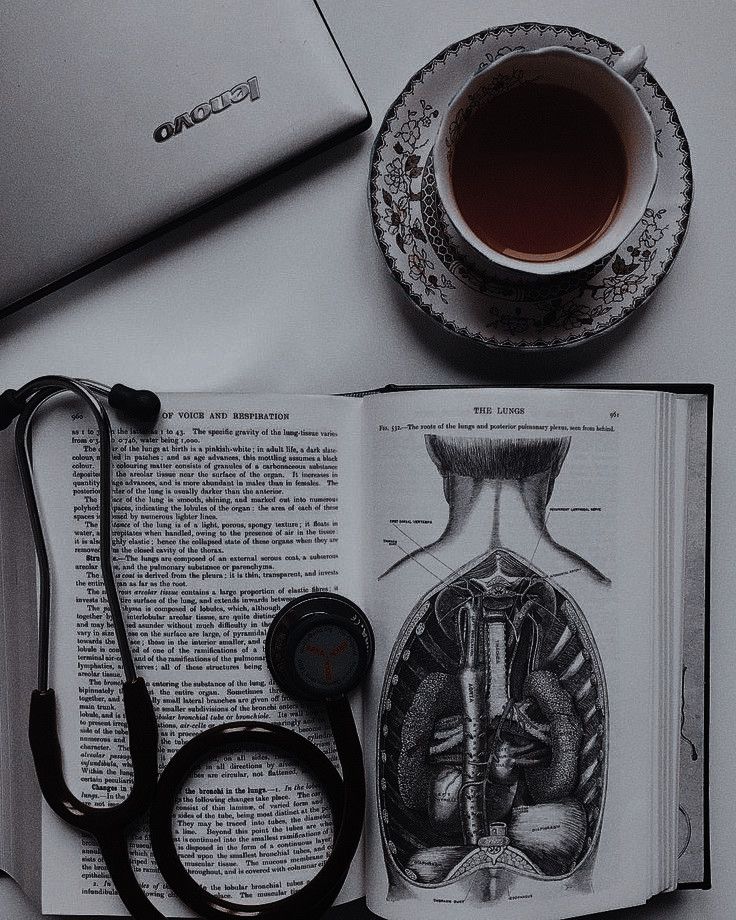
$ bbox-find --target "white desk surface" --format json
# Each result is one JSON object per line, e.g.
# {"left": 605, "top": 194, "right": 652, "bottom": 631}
{"left": 1, "top": 1, "right": 733, "bottom": 918}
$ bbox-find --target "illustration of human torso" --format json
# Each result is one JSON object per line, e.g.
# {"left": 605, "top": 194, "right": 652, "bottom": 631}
{"left": 374, "top": 436, "right": 610, "bottom": 904}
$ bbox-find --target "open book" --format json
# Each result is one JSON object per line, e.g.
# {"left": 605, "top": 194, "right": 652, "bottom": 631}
{"left": 0, "top": 385, "right": 710, "bottom": 920}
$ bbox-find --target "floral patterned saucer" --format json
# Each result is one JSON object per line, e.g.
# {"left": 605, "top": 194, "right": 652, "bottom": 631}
{"left": 369, "top": 22, "right": 692, "bottom": 350}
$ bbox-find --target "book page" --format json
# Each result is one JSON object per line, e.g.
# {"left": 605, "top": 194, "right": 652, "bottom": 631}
{"left": 361, "top": 388, "right": 660, "bottom": 920}
{"left": 29, "top": 393, "right": 364, "bottom": 915}
{"left": 675, "top": 394, "right": 709, "bottom": 886}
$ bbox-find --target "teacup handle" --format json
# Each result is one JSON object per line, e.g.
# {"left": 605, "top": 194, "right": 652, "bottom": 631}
{"left": 613, "top": 44, "right": 647, "bottom": 83}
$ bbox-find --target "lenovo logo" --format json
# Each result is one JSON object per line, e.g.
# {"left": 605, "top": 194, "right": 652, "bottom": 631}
{"left": 153, "top": 77, "right": 261, "bottom": 143}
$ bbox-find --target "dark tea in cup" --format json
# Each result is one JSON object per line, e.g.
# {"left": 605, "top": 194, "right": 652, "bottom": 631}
{"left": 450, "top": 82, "right": 628, "bottom": 263}
{"left": 434, "top": 46, "right": 658, "bottom": 278}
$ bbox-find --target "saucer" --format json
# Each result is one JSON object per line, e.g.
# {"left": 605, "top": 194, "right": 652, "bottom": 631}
{"left": 369, "top": 22, "right": 692, "bottom": 351}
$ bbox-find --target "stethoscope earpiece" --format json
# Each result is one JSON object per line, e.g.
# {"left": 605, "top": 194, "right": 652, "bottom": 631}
{"left": 0, "top": 388, "right": 25, "bottom": 430}
{"left": 108, "top": 384, "right": 161, "bottom": 430}
{"left": 1, "top": 380, "right": 161, "bottom": 432}
{"left": 266, "top": 592, "right": 374, "bottom": 701}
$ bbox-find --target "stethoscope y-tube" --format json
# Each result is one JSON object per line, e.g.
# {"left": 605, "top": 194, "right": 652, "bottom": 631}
{"left": 1, "top": 377, "right": 373, "bottom": 920}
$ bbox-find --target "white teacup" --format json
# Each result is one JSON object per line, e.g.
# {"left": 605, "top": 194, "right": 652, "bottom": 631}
{"left": 434, "top": 45, "right": 658, "bottom": 278}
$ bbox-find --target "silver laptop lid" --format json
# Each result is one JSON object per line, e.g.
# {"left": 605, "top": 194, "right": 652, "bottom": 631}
{"left": 0, "top": 0, "right": 369, "bottom": 313}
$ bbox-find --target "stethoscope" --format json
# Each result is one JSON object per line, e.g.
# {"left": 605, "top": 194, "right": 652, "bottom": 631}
{"left": 0, "top": 376, "right": 374, "bottom": 920}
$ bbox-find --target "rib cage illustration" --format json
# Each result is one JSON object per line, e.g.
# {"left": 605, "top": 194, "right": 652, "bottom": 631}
{"left": 377, "top": 548, "right": 608, "bottom": 893}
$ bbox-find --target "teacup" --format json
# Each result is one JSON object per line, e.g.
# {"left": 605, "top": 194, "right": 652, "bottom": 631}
{"left": 433, "top": 45, "right": 658, "bottom": 279}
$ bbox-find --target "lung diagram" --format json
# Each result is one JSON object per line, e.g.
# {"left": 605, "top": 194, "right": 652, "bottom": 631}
{"left": 377, "top": 548, "right": 607, "bottom": 898}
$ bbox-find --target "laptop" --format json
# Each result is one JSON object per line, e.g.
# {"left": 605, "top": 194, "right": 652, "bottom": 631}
{"left": 0, "top": 1, "right": 370, "bottom": 316}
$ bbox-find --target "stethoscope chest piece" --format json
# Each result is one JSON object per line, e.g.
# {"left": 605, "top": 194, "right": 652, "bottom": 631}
{"left": 266, "top": 592, "right": 374, "bottom": 701}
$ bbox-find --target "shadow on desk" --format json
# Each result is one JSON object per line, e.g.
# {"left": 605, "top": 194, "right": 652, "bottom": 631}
{"left": 388, "top": 266, "right": 671, "bottom": 384}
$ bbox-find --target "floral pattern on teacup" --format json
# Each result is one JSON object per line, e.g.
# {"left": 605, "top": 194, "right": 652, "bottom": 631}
{"left": 369, "top": 22, "right": 692, "bottom": 350}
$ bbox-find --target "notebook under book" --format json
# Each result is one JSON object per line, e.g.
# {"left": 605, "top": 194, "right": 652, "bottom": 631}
{"left": 0, "top": 0, "right": 370, "bottom": 316}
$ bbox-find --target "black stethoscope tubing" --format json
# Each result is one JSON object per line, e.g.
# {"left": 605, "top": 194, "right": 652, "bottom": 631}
{"left": 150, "top": 704, "right": 364, "bottom": 920}
{"left": 7, "top": 376, "right": 368, "bottom": 920}
{"left": 14, "top": 377, "right": 138, "bottom": 689}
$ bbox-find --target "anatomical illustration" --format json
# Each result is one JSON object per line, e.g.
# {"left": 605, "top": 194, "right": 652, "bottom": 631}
{"left": 377, "top": 436, "right": 608, "bottom": 900}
